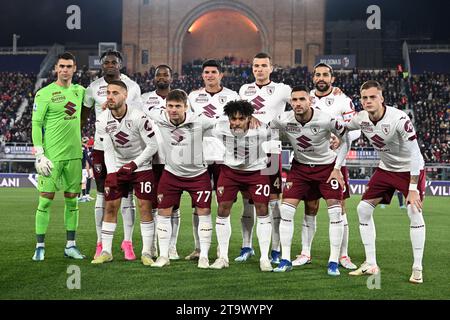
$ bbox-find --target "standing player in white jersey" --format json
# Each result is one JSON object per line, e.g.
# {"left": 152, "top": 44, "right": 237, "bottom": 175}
{"left": 209, "top": 100, "right": 280, "bottom": 272}
{"left": 185, "top": 59, "right": 239, "bottom": 261}
{"left": 146, "top": 89, "right": 215, "bottom": 269}
{"left": 141, "top": 64, "right": 181, "bottom": 260}
{"left": 91, "top": 80, "right": 159, "bottom": 265}
{"left": 237, "top": 52, "right": 291, "bottom": 264}
{"left": 84, "top": 50, "right": 142, "bottom": 261}
{"left": 292, "top": 63, "right": 360, "bottom": 270}
{"left": 270, "top": 86, "right": 350, "bottom": 276}
{"left": 344, "top": 81, "right": 426, "bottom": 284}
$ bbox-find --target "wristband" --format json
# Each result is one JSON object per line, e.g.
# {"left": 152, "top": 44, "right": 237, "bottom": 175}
{"left": 408, "top": 183, "right": 418, "bottom": 192}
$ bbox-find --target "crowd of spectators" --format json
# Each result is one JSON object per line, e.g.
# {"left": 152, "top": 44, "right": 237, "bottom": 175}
{"left": 1, "top": 61, "right": 448, "bottom": 164}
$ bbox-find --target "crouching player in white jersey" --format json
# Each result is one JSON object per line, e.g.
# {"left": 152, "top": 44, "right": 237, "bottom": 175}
{"left": 209, "top": 100, "right": 280, "bottom": 272}
{"left": 84, "top": 50, "right": 143, "bottom": 260}
{"left": 147, "top": 89, "right": 215, "bottom": 269}
{"left": 91, "top": 80, "right": 158, "bottom": 265}
{"left": 293, "top": 63, "right": 360, "bottom": 269}
{"left": 271, "top": 86, "right": 350, "bottom": 276}
{"left": 186, "top": 59, "right": 240, "bottom": 261}
{"left": 344, "top": 81, "right": 426, "bottom": 284}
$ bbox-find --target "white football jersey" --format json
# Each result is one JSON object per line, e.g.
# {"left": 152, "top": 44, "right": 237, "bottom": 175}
{"left": 310, "top": 89, "right": 356, "bottom": 122}
{"left": 141, "top": 90, "right": 166, "bottom": 115}
{"left": 212, "top": 119, "right": 272, "bottom": 171}
{"left": 96, "top": 105, "right": 158, "bottom": 173}
{"left": 84, "top": 74, "right": 142, "bottom": 151}
{"left": 271, "top": 108, "right": 347, "bottom": 165}
{"left": 188, "top": 87, "right": 239, "bottom": 118}
{"left": 311, "top": 88, "right": 358, "bottom": 165}
{"left": 347, "top": 106, "right": 424, "bottom": 172}
{"left": 239, "top": 81, "right": 291, "bottom": 124}
{"left": 141, "top": 90, "right": 167, "bottom": 165}
{"left": 147, "top": 110, "right": 216, "bottom": 178}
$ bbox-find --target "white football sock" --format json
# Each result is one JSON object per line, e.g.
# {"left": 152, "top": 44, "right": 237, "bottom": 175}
{"left": 170, "top": 208, "right": 181, "bottom": 249}
{"left": 121, "top": 193, "right": 135, "bottom": 242}
{"left": 140, "top": 220, "right": 155, "bottom": 255}
{"left": 66, "top": 240, "right": 76, "bottom": 248}
{"left": 156, "top": 215, "right": 172, "bottom": 258}
{"left": 101, "top": 221, "right": 116, "bottom": 254}
{"left": 94, "top": 192, "right": 105, "bottom": 243}
{"left": 269, "top": 199, "right": 281, "bottom": 252}
{"left": 340, "top": 212, "right": 349, "bottom": 258}
{"left": 357, "top": 201, "right": 377, "bottom": 266}
{"left": 192, "top": 209, "right": 200, "bottom": 250}
{"left": 407, "top": 205, "right": 426, "bottom": 270}
{"left": 280, "top": 203, "right": 296, "bottom": 261}
{"left": 198, "top": 215, "right": 212, "bottom": 259}
{"left": 215, "top": 216, "right": 231, "bottom": 261}
{"left": 241, "top": 198, "right": 255, "bottom": 248}
{"left": 301, "top": 214, "right": 316, "bottom": 257}
{"left": 328, "top": 205, "right": 344, "bottom": 263}
{"left": 256, "top": 214, "right": 272, "bottom": 261}
{"left": 151, "top": 209, "right": 158, "bottom": 253}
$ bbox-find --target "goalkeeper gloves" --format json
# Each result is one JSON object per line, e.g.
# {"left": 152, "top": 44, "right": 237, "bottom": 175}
{"left": 34, "top": 146, "right": 53, "bottom": 177}
{"left": 117, "top": 161, "right": 138, "bottom": 176}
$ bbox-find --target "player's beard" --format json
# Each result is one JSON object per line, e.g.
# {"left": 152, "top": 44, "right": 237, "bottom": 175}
{"left": 156, "top": 82, "right": 170, "bottom": 90}
{"left": 315, "top": 81, "right": 331, "bottom": 93}
{"left": 231, "top": 128, "right": 246, "bottom": 138}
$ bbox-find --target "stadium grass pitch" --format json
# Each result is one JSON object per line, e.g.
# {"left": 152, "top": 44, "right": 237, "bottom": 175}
{"left": 0, "top": 188, "right": 448, "bottom": 300}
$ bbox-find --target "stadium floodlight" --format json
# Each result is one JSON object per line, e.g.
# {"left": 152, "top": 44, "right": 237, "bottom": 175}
{"left": 12, "top": 34, "right": 20, "bottom": 55}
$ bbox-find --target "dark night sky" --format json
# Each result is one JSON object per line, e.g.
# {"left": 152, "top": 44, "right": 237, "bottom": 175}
{"left": 0, "top": 0, "right": 448, "bottom": 47}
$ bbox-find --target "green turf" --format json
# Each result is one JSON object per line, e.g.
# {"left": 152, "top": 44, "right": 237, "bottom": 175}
{"left": 0, "top": 188, "right": 449, "bottom": 300}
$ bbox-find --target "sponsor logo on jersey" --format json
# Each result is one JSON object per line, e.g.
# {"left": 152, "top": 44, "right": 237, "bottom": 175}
{"left": 325, "top": 97, "right": 334, "bottom": 106}
{"left": 360, "top": 121, "right": 373, "bottom": 133}
{"left": 381, "top": 124, "right": 390, "bottom": 135}
{"left": 296, "top": 135, "right": 313, "bottom": 149}
{"left": 370, "top": 134, "right": 386, "bottom": 149}
{"left": 266, "top": 86, "right": 275, "bottom": 95}
{"left": 145, "top": 97, "right": 160, "bottom": 106}
{"left": 195, "top": 94, "right": 209, "bottom": 103}
{"left": 244, "top": 86, "right": 257, "bottom": 96}
{"left": 219, "top": 96, "right": 227, "bottom": 104}
{"left": 286, "top": 123, "right": 302, "bottom": 133}
{"left": 106, "top": 123, "right": 118, "bottom": 133}
{"left": 97, "top": 86, "right": 107, "bottom": 96}
{"left": 115, "top": 131, "right": 130, "bottom": 145}
{"left": 404, "top": 120, "right": 414, "bottom": 133}
{"left": 63, "top": 102, "right": 77, "bottom": 119}
{"left": 202, "top": 104, "right": 217, "bottom": 118}
{"left": 52, "top": 94, "right": 66, "bottom": 103}
{"left": 310, "top": 125, "right": 320, "bottom": 135}
{"left": 251, "top": 96, "right": 265, "bottom": 111}
{"left": 171, "top": 128, "right": 185, "bottom": 145}
{"left": 125, "top": 120, "right": 133, "bottom": 130}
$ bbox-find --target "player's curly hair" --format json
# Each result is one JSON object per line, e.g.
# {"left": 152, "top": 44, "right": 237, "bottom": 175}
{"left": 223, "top": 100, "right": 254, "bottom": 118}
{"left": 100, "top": 50, "right": 123, "bottom": 63}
